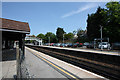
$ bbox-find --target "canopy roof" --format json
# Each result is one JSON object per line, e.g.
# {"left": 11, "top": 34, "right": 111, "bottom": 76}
{"left": 0, "top": 18, "right": 30, "bottom": 33}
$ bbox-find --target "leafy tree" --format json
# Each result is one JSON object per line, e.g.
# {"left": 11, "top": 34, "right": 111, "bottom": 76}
{"left": 64, "top": 32, "right": 74, "bottom": 42}
{"left": 44, "top": 32, "right": 57, "bottom": 43}
{"left": 37, "top": 33, "right": 45, "bottom": 39}
{"left": 30, "top": 40, "right": 36, "bottom": 44}
{"left": 73, "top": 30, "right": 77, "bottom": 35}
{"left": 32, "top": 35, "right": 36, "bottom": 37}
{"left": 102, "top": 2, "right": 120, "bottom": 42}
{"left": 87, "top": 7, "right": 104, "bottom": 41}
{"left": 56, "top": 27, "right": 65, "bottom": 42}
{"left": 77, "top": 29, "right": 87, "bottom": 43}
{"left": 37, "top": 33, "right": 45, "bottom": 43}
{"left": 87, "top": 2, "right": 120, "bottom": 42}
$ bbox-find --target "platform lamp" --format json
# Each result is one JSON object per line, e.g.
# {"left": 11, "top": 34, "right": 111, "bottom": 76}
{"left": 63, "top": 33, "right": 65, "bottom": 47}
{"left": 48, "top": 37, "right": 50, "bottom": 46}
{"left": 100, "top": 25, "right": 103, "bottom": 51}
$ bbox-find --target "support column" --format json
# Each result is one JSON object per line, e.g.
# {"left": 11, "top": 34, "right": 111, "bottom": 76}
{"left": 39, "top": 41, "right": 40, "bottom": 46}
{"left": 19, "top": 34, "right": 25, "bottom": 58}
{"left": 5, "top": 39, "right": 8, "bottom": 49}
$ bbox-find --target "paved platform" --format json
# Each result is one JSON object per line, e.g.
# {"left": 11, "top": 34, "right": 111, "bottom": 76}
{"left": 25, "top": 47, "right": 107, "bottom": 79}
{"left": 40, "top": 45, "right": 120, "bottom": 56}
{"left": 1, "top": 49, "right": 16, "bottom": 79}
{"left": 2, "top": 60, "right": 16, "bottom": 78}
{"left": 25, "top": 47, "right": 68, "bottom": 78}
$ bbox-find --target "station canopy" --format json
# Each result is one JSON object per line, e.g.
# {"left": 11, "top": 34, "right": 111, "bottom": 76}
{"left": 0, "top": 18, "right": 30, "bottom": 33}
{"left": 0, "top": 18, "right": 30, "bottom": 40}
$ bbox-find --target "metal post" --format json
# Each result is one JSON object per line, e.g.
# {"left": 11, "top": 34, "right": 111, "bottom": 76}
{"left": 100, "top": 25, "right": 103, "bottom": 50}
{"left": 49, "top": 37, "right": 50, "bottom": 46}
{"left": 63, "top": 34, "right": 64, "bottom": 47}
{"left": 41, "top": 39, "right": 42, "bottom": 46}
{"left": 108, "top": 37, "right": 110, "bottom": 50}
{"left": 39, "top": 41, "right": 40, "bottom": 46}
{"left": 94, "top": 39, "right": 96, "bottom": 49}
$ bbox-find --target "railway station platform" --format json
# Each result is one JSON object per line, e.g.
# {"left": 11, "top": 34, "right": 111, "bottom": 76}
{"left": 1, "top": 49, "right": 16, "bottom": 79}
{"left": 25, "top": 47, "right": 106, "bottom": 79}
{"left": 41, "top": 45, "right": 120, "bottom": 56}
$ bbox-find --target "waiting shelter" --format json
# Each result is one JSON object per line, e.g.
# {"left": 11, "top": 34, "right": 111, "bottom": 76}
{"left": 0, "top": 18, "right": 30, "bottom": 79}
{"left": 1, "top": 18, "right": 30, "bottom": 56}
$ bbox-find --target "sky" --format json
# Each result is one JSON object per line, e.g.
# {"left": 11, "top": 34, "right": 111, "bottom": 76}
{"left": 2, "top": 2, "right": 108, "bottom": 36}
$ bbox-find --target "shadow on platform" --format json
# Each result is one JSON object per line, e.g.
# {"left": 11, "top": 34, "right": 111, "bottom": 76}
{"left": 2, "top": 48, "right": 16, "bottom": 61}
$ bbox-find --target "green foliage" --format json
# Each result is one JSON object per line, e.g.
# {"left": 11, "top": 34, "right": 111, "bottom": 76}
{"left": 77, "top": 29, "right": 85, "bottom": 37}
{"left": 76, "top": 28, "right": 87, "bottom": 43}
{"left": 56, "top": 27, "right": 65, "bottom": 42}
{"left": 37, "top": 33, "right": 45, "bottom": 43}
{"left": 104, "top": 2, "right": 120, "bottom": 42}
{"left": 37, "top": 33, "right": 45, "bottom": 39}
{"left": 44, "top": 32, "right": 57, "bottom": 43}
{"left": 25, "top": 40, "right": 30, "bottom": 43}
{"left": 32, "top": 35, "right": 36, "bottom": 37}
{"left": 87, "top": 1, "right": 120, "bottom": 42}
{"left": 64, "top": 32, "right": 74, "bottom": 42}
{"left": 87, "top": 7, "right": 104, "bottom": 41}
{"left": 73, "top": 30, "right": 77, "bottom": 35}
{"left": 30, "top": 40, "right": 35, "bottom": 43}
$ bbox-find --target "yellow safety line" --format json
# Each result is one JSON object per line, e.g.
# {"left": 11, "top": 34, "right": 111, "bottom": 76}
{"left": 31, "top": 50, "right": 79, "bottom": 80}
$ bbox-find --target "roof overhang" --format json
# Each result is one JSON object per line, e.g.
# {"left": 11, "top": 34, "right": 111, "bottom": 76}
{"left": 0, "top": 28, "right": 30, "bottom": 34}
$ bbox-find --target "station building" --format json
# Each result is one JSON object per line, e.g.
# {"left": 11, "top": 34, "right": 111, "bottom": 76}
{"left": 25, "top": 35, "right": 42, "bottom": 46}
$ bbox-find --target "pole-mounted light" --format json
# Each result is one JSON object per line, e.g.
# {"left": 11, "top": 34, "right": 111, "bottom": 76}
{"left": 100, "top": 25, "right": 103, "bottom": 50}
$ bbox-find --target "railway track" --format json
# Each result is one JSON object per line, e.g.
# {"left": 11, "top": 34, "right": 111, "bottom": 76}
{"left": 26, "top": 45, "right": 120, "bottom": 80}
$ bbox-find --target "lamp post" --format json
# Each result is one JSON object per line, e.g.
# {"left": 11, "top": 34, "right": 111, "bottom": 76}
{"left": 63, "top": 33, "right": 64, "bottom": 47}
{"left": 48, "top": 37, "right": 50, "bottom": 46}
{"left": 100, "top": 25, "right": 103, "bottom": 50}
{"left": 94, "top": 39, "right": 96, "bottom": 49}
{"left": 107, "top": 37, "right": 110, "bottom": 50}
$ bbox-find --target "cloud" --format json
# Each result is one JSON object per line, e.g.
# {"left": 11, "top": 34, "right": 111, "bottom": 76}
{"left": 61, "top": 3, "right": 97, "bottom": 18}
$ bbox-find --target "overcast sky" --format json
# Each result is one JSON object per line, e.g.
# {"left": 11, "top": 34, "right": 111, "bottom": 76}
{"left": 2, "top": 2, "right": 108, "bottom": 35}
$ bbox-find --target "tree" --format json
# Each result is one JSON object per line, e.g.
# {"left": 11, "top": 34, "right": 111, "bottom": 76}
{"left": 56, "top": 27, "right": 65, "bottom": 42}
{"left": 37, "top": 33, "right": 45, "bottom": 39}
{"left": 87, "top": 2, "right": 120, "bottom": 42}
{"left": 77, "top": 28, "right": 87, "bottom": 43}
{"left": 73, "top": 30, "right": 77, "bottom": 35}
{"left": 37, "top": 33, "right": 45, "bottom": 43}
{"left": 103, "top": 2, "right": 120, "bottom": 42}
{"left": 32, "top": 35, "right": 36, "bottom": 37}
{"left": 64, "top": 32, "right": 74, "bottom": 42}
{"left": 87, "top": 7, "right": 104, "bottom": 41}
{"left": 44, "top": 32, "right": 57, "bottom": 43}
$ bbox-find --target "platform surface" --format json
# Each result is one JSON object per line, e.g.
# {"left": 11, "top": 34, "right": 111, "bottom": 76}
{"left": 2, "top": 49, "right": 16, "bottom": 79}
{"left": 2, "top": 60, "right": 16, "bottom": 78}
{"left": 39, "top": 45, "right": 120, "bottom": 56}
{"left": 25, "top": 47, "right": 106, "bottom": 79}
{"left": 25, "top": 47, "right": 68, "bottom": 78}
